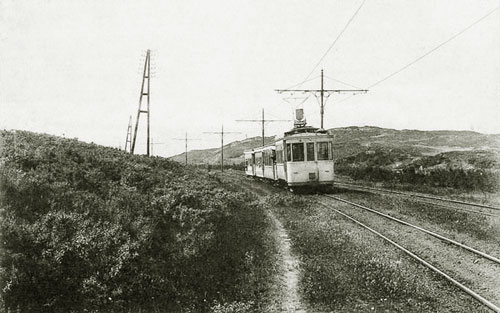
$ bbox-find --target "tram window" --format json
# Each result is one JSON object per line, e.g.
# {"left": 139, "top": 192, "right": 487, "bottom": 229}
{"left": 317, "top": 142, "right": 329, "bottom": 160}
{"left": 292, "top": 143, "right": 305, "bottom": 161}
{"left": 306, "top": 143, "right": 315, "bottom": 161}
{"left": 286, "top": 144, "right": 292, "bottom": 161}
{"left": 276, "top": 149, "right": 283, "bottom": 163}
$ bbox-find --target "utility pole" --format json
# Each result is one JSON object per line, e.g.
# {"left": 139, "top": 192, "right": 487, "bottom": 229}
{"left": 172, "top": 132, "right": 200, "bottom": 165}
{"left": 204, "top": 124, "right": 241, "bottom": 172}
{"left": 124, "top": 115, "right": 132, "bottom": 152}
{"left": 236, "top": 108, "right": 290, "bottom": 147}
{"left": 131, "top": 49, "right": 151, "bottom": 155}
{"left": 135, "top": 138, "right": 164, "bottom": 156}
{"left": 276, "top": 69, "right": 367, "bottom": 129}
{"left": 149, "top": 137, "right": 165, "bottom": 157}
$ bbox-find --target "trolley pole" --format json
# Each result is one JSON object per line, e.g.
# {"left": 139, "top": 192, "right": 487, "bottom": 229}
{"left": 320, "top": 69, "right": 324, "bottom": 129}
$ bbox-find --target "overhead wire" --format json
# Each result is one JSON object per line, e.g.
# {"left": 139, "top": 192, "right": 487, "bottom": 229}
{"left": 334, "top": 5, "right": 500, "bottom": 105}
{"left": 283, "top": 76, "right": 320, "bottom": 90}
{"left": 368, "top": 5, "right": 500, "bottom": 89}
{"left": 301, "top": 0, "right": 368, "bottom": 84}
{"left": 280, "top": 0, "right": 367, "bottom": 91}
{"left": 324, "top": 75, "right": 363, "bottom": 89}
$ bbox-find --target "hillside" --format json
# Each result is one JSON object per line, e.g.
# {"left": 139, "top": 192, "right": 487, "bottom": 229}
{"left": 168, "top": 135, "right": 277, "bottom": 166}
{"left": 0, "top": 130, "right": 279, "bottom": 312}
{"left": 330, "top": 126, "right": 500, "bottom": 160}
{"left": 169, "top": 126, "right": 500, "bottom": 165}
{"left": 168, "top": 126, "right": 500, "bottom": 192}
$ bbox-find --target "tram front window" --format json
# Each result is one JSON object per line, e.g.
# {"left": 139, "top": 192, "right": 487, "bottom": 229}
{"left": 292, "top": 143, "right": 304, "bottom": 161}
{"left": 317, "top": 142, "right": 330, "bottom": 160}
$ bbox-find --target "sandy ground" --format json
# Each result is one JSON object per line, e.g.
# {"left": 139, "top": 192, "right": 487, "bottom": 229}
{"left": 229, "top": 174, "right": 307, "bottom": 312}
{"left": 270, "top": 213, "right": 307, "bottom": 313}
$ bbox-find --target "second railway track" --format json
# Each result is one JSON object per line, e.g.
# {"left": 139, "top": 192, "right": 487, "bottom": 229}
{"left": 318, "top": 194, "right": 500, "bottom": 312}
{"left": 334, "top": 181, "right": 500, "bottom": 216}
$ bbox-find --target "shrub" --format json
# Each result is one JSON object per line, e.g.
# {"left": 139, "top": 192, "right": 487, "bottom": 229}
{"left": 0, "top": 130, "right": 276, "bottom": 312}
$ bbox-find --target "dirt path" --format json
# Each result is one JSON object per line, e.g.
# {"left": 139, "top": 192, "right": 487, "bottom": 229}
{"left": 225, "top": 174, "right": 307, "bottom": 312}
{"left": 270, "top": 212, "right": 307, "bottom": 313}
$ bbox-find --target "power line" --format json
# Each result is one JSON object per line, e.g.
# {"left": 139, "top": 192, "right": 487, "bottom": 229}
{"left": 335, "top": 5, "right": 500, "bottom": 106}
{"left": 283, "top": 76, "right": 320, "bottom": 91}
{"left": 324, "top": 75, "right": 363, "bottom": 89}
{"left": 368, "top": 5, "right": 500, "bottom": 89}
{"left": 301, "top": 0, "right": 367, "bottom": 84}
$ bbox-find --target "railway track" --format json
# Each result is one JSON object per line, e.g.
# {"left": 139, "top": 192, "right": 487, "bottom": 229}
{"left": 318, "top": 194, "right": 500, "bottom": 313}
{"left": 334, "top": 181, "right": 500, "bottom": 217}
{"left": 226, "top": 172, "right": 500, "bottom": 311}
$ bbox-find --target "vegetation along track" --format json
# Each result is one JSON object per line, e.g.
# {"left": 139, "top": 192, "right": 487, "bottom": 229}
{"left": 334, "top": 181, "right": 500, "bottom": 216}
{"left": 317, "top": 194, "right": 500, "bottom": 312}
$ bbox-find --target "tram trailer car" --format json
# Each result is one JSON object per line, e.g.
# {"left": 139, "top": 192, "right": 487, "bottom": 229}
{"left": 244, "top": 125, "right": 334, "bottom": 187}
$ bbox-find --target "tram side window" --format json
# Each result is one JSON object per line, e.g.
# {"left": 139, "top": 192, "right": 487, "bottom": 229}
{"left": 317, "top": 142, "right": 330, "bottom": 160}
{"left": 292, "top": 143, "right": 305, "bottom": 161}
{"left": 276, "top": 148, "right": 283, "bottom": 163}
{"left": 264, "top": 151, "right": 272, "bottom": 166}
{"left": 286, "top": 144, "right": 292, "bottom": 161}
{"left": 306, "top": 143, "right": 315, "bottom": 161}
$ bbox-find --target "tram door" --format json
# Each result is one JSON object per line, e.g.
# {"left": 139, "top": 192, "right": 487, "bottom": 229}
{"left": 252, "top": 153, "right": 256, "bottom": 175}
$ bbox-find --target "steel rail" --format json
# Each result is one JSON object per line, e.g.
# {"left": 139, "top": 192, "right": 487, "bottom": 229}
{"left": 317, "top": 199, "right": 500, "bottom": 313}
{"left": 322, "top": 194, "right": 500, "bottom": 264}
{"left": 415, "top": 198, "right": 498, "bottom": 217}
{"left": 335, "top": 182, "right": 498, "bottom": 217}
{"left": 334, "top": 182, "right": 500, "bottom": 211}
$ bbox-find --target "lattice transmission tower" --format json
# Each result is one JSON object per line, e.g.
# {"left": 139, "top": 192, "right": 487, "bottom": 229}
{"left": 131, "top": 49, "right": 151, "bottom": 155}
{"left": 124, "top": 115, "right": 132, "bottom": 152}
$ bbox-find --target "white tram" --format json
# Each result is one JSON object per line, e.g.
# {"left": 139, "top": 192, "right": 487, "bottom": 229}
{"left": 244, "top": 112, "right": 334, "bottom": 187}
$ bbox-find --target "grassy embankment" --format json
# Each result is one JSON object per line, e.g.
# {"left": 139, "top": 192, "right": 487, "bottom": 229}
{"left": 335, "top": 149, "right": 500, "bottom": 203}
{"left": 0, "top": 130, "right": 281, "bottom": 313}
{"left": 265, "top": 193, "right": 490, "bottom": 312}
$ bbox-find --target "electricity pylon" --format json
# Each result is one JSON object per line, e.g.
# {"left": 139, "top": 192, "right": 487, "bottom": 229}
{"left": 124, "top": 115, "right": 132, "bottom": 152}
{"left": 131, "top": 49, "right": 151, "bottom": 155}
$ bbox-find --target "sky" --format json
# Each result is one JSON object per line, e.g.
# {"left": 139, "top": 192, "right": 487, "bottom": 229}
{"left": 1, "top": 0, "right": 499, "bottom": 157}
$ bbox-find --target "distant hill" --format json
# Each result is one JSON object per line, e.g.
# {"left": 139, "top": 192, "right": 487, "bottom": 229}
{"left": 330, "top": 126, "right": 500, "bottom": 160}
{"left": 169, "top": 126, "right": 500, "bottom": 166}
{"left": 168, "top": 136, "right": 277, "bottom": 165}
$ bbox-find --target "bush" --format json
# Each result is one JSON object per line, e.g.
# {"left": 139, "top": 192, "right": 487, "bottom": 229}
{"left": 0, "top": 130, "right": 276, "bottom": 312}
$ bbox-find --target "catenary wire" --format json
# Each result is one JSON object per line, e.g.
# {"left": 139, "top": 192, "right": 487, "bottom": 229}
{"left": 301, "top": 0, "right": 368, "bottom": 85}
{"left": 368, "top": 5, "right": 500, "bottom": 89}
{"left": 282, "top": 0, "right": 367, "bottom": 91}
{"left": 332, "top": 5, "right": 500, "bottom": 106}
{"left": 324, "top": 75, "right": 364, "bottom": 89}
